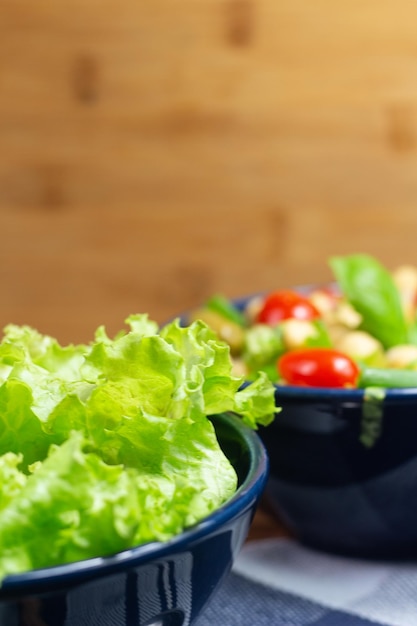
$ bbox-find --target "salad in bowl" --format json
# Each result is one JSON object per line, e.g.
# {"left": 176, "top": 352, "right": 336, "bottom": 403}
{"left": 187, "top": 253, "right": 417, "bottom": 392}
{"left": 183, "top": 254, "right": 417, "bottom": 557}
{"left": 0, "top": 315, "right": 276, "bottom": 582}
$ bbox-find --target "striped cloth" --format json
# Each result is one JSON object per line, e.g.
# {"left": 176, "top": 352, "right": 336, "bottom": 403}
{"left": 195, "top": 538, "right": 417, "bottom": 626}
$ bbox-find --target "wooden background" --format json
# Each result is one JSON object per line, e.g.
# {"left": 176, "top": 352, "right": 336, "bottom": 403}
{"left": 2, "top": 1, "right": 417, "bottom": 344}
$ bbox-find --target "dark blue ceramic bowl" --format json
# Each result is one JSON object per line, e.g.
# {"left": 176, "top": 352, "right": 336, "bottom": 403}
{"left": 183, "top": 292, "right": 417, "bottom": 559}
{"left": 230, "top": 291, "right": 417, "bottom": 559}
{"left": 261, "top": 384, "right": 417, "bottom": 559}
{"left": 0, "top": 412, "right": 268, "bottom": 626}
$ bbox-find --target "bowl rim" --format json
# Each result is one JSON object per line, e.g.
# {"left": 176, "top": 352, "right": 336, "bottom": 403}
{"left": 272, "top": 384, "right": 417, "bottom": 400}
{"left": 0, "top": 412, "right": 268, "bottom": 594}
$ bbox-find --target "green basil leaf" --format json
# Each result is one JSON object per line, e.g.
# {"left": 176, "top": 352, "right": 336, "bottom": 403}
{"left": 329, "top": 254, "right": 408, "bottom": 349}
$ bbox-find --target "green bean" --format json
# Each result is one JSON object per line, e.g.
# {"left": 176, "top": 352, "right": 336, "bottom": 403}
{"left": 359, "top": 366, "right": 417, "bottom": 389}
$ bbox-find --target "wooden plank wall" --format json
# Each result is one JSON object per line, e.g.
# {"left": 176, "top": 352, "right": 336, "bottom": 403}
{"left": 2, "top": 0, "right": 417, "bottom": 343}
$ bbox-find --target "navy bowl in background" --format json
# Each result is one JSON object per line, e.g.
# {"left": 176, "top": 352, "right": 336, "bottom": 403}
{"left": 0, "top": 412, "right": 268, "bottom": 626}
{"left": 259, "top": 384, "right": 417, "bottom": 559}
{"left": 179, "top": 291, "right": 417, "bottom": 560}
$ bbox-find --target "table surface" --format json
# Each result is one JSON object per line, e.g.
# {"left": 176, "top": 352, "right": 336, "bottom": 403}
{"left": 247, "top": 497, "right": 292, "bottom": 542}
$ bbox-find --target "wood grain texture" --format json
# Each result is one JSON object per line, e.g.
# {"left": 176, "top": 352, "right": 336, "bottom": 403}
{"left": 1, "top": 1, "right": 417, "bottom": 342}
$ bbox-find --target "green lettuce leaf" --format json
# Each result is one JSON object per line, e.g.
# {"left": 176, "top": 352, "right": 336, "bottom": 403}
{"left": 0, "top": 315, "right": 276, "bottom": 582}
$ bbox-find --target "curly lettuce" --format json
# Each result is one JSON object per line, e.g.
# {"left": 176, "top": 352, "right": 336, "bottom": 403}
{"left": 0, "top": 315, "right": 276, "bottom": 582}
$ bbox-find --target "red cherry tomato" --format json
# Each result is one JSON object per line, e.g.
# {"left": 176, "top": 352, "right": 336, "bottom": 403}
{"left": 256, "top": 290, "right": 320, "bottom": 326}
{"left": 278, "top": 348, "right": 360, "bottom": 388}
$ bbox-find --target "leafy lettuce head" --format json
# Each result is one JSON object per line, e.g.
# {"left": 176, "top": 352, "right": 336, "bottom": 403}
{"left": 0, "top": 315, "right": 276, "bottom": 582}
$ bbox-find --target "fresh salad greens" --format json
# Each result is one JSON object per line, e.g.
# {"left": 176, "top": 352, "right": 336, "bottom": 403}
{"left": 187, "top": 253, "right": 417, "bottom": 389}
{"left": 329, "top": 254, "right": 409, "bottom": 349}
{"left": 0, "top": 315, "right": 276, "bottom": 583}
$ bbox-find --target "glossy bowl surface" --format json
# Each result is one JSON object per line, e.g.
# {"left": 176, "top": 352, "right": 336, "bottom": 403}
{"left": 0, "top": 412, "right": 268, "bottom": 626}
{"left": 188, "top": 291, "right": 417, "bottom": 559}
{"left": 262, "top": 383, "right": 417, "bottom": 559}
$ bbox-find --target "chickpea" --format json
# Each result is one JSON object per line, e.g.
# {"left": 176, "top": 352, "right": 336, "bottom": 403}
{"left": 392, "top": 265, "right": 417, "bottom": 323}
{"left": 281, "top": 319, "right": 318, "bottom": 351}
{"left": 244, "top": 295, "right": 264, "bottom": 324}
{"left": 385, "top": 344, "right": 417, "bottom": 369}
{"left": 335, "top": 330, "right": 384, "bottom": 366}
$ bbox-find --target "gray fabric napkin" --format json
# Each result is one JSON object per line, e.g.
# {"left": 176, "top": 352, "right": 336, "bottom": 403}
{"left": 195, "top": 538, "right": 417, "bottom": 626}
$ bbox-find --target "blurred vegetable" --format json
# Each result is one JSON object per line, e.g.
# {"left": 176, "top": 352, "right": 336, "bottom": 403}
{"left": 329, "top": 254, "right": 408, "bottom": 349}
{"left": 280, "top": 319, "right": 315, "bottom": 350}
{"left": 243, "top": 324, "right": 284, "bottom": 375}
{"left": 335, "top": 330, "right": 385, "bottom": 367}
{"left": 256, "top": 290, "right": 321, "bottom": 325}
{"left": 359, "top": 365, "right": 417, "bottom": 388}
{"left": 385, "top": 344, "right": 417, "bottom": 369}
{"left": 187, "top": 308, "right": 245, "bottom": 355}
{"left": 278, "top": 348, "right": 360, "bottom": 388}
{"left": 186, "top": 253, "right": 417, "bottom": 390}
{"left": 205, "top": 294, "right": 247, "bottom": 327}
{"left": 360, "top": 387, "right": 386, "bottom": 448}
{"left": 392, "top": 265, "right": 417, "bottom": 323}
